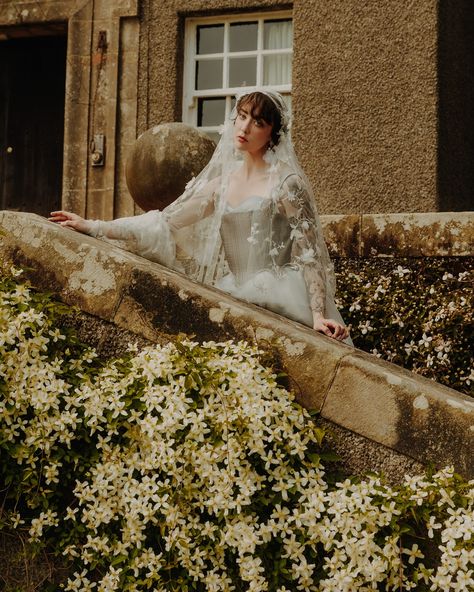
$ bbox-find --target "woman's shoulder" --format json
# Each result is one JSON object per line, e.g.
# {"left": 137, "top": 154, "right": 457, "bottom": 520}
{"left": 195, "top": 175, "right": 221, "bottom": 194}
{"left": 277, "top": 169, "right": 306, "bottom": 194}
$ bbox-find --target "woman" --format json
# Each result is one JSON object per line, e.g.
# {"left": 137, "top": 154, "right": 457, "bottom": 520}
{"left": 50, "top": 90, "right": 350, "bottom": 342}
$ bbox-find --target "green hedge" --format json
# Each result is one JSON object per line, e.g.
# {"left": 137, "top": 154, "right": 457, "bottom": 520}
{"left": 335, "top": 257, "right": 473, "bottom": 397}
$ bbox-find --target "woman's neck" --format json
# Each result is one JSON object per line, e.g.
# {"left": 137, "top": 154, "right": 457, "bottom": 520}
{"left": 241, "top": 151, "right": 269, "bottom": 180}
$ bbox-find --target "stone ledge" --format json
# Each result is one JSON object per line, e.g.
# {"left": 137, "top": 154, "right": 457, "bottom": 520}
{"left": 321, "top": 351, "right": 474, "bottom": 474}
{"left": 321, "top": 211, "right": 473, "bottom": 257}
{"left": 0, "top": 211, "right": 472, "bottom": 478}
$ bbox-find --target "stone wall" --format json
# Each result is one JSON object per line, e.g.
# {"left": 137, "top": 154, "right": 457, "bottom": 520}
{"left": 322, "top": 211, "right": 474, "bottom": 258}
{"left": 0, "top": 211, "right": 472, "bottom": 482}
{"left": 137, "top": 0, "right": 471, "bottom": 214}
{"left": 1, "top": 1, "right": 472, "bottom": 216}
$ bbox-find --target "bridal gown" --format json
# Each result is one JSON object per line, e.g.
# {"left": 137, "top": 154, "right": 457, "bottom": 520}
{"left": 217, "top": 195, "right": 315, "bottom": 326}
{"left": 91, "top": 186, "right": 351, "bottom": 344}
{"left": 217, "top": 195, "right": 350, "bottom": 341}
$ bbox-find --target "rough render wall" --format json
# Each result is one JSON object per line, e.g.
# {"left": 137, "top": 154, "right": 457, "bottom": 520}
{"left": 138, "top": 0, "right": 439, "bottom": 215}
{"left": 293, "top": 0, "right": 438, "bottom": 215}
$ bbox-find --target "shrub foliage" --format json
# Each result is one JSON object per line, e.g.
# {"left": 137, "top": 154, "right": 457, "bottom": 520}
{"left": 0, "top": 268, "right": 473, "bottom": 592}
{"left": 335, "top": 257, "right": 473, "bottom": 396}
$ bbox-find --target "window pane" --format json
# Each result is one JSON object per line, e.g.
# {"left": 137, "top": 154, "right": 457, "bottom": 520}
{"left": 264, "top": 19, "right": 293, "bottom": 49}
{"left": 197, "top": 25, "right": 224, "bottom": 54}
{"left": 196, "top": 59, "right": 223, "bottom": 90}
{"left": 263, "top": 54, "right": 292, "bottom": 85}
{"left": 229, "top": 56, "right": 257, "bottom": 87}
{"left": 198, "top": 97, "right": 226, "bottom": 127}
{"left": 229, "top": 22, "right": 257, "bottom": 52}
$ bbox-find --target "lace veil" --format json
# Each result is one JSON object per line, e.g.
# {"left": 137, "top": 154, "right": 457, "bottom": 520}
{"left": 95, "top": 89, "right": 338, "bottom": 324}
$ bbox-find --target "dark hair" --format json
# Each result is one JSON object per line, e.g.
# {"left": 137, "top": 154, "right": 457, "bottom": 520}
{"left": 236, "top": 92, "right": 283, "bottom": 146}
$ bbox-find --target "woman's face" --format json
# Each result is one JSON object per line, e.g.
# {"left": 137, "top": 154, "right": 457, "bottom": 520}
{"left": 233, "top": 102, "right": 273, "bottom": 156}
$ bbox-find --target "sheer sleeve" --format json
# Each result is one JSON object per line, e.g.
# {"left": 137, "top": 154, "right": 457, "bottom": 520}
{"left": 277, "top": 174, "right": 328, "bottom": 318}
{"left": 88, "top": 185, "right": 216, "bottom": 269}
{"left": 88, "top": 211, "right": 176, "bottom": 268}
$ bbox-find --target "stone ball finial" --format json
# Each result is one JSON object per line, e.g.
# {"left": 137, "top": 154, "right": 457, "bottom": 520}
{"left": 125, "top": 123, "right": 216, "bottom": 212}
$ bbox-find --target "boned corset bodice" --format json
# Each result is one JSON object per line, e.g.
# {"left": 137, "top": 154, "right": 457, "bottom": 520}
{"left": 220, "top": 198, "right": 293, "bottom": 283}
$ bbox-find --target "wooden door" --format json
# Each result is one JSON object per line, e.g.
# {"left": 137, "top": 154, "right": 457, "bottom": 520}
{"left": 0, "top": 35, "right": 67, "bottom": 216}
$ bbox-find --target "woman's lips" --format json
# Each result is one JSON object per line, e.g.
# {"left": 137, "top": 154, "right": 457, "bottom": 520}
{"left": 237, "top": 136, "right": 247, "bottom": 143}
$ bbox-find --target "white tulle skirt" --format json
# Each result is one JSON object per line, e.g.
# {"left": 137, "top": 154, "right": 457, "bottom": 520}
{"left": 217, "top": 267, "right": 313, "bottom": 326}
{"left": 216, "top": 267, "right": 352, "bottom": 345}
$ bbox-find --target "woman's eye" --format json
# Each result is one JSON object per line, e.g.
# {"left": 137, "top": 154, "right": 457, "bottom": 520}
{"left": 254, "top": 120, "right": 263, "bottom": 127}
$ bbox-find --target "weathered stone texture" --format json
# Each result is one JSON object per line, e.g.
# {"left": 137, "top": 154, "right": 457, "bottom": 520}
{"left": 361, "top": 212, "right": 474, "bottom": 257}
{"left": 0, "top": 211, "right": 136, "bottom": 318}
{"left": 321, "top": 211, "right": 474, "bottom": 257}
{"left": 322, "top": 351, "right": 474, "bottom": 474}
{"left": 1, "top": 211, "right": 473, "bottom": 480}
{"left": 115, "top": 17, "right": 141, "bottom": 218}
{"left": 125, "top": 123, "right": 216, "bottom": 211}
{"left": 322, "top": 214, "right": 361, "bottom": 258}
{"left": 62, "top": 1, "right": 93, "bottom": 217}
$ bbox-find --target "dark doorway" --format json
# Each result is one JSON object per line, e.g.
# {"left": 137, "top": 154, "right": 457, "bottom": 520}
{"left": 0, "top": 33, "right": 67, "bottom": 216}
{"left": 438, "top": 1, "right": 474, "bottom": 211}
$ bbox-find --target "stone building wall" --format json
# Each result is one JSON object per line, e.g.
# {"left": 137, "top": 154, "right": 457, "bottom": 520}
{"left": 0, "top": 1, "right": 472, "bottom": 220}
{"left": 0, "top": 0, "right": 141, "bottom": 222}
{"left": 292, "top": 0, "right": 438, "bottom": 215}
{"left": 137, "top": 0, "right": 472, "bottom": 214}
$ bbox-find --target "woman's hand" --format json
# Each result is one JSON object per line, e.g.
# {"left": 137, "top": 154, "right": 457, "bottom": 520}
{"left": 49, "top": 211, "right": 92, "bottom": 234}
{"left": 313, "top": 314, "right": 349, "bottom": 341}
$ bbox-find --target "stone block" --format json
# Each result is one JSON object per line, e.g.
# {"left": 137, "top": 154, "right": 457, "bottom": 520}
{"left": 113, "top": 265, "right": 349, "bottom": 412}
{"left": 318, "top": 418, "right": 425, "bottom": 485}
{"left": 321, "top": 350, "right": 474, "bottom": 476}
{"left": 0, "top": 212, "right": 134, "bottom": 321}
{"left": 361, "top": 212, "right": 474, "bottom": 257}
{"left": 125, "top": 123, "right": 216, "bottom": 211}
{"left": 321, "top": 214, "right": 361, "bottom": 257}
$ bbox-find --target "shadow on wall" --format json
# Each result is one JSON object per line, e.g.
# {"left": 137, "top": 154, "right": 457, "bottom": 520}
{"left": 437, "top": 0, "right": 474, "bottom": 211}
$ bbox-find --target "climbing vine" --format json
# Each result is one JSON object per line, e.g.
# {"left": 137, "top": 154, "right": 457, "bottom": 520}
{"left": 0, "top": 267, "right": 472, "bottom": 591}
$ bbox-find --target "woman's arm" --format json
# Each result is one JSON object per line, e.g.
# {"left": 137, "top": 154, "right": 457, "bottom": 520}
{"left": 50, "top": 176, "right": 218, "bottom": 236}
{"left": 49, "top": 210, "right": 100, "bottom": 235}
{"left": 49, "top": 180, "right": 218, "bottom": 267}
{"left": 278, "top": 175, "right": 349, "bottom": 341}
{"left": 49, "top": 210, "right": 146, "bottom": 240}
{"left": 49, "top": 209, "right": 177, "bottom": 266}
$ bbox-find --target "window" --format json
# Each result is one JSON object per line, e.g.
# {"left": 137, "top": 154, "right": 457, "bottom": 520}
{"left": 183, "top": 12, "right": 293, "bottom": 142}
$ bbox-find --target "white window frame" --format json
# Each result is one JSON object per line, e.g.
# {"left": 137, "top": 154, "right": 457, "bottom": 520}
{"left": 182, "top": 10, "right": 293, "bottom": 137}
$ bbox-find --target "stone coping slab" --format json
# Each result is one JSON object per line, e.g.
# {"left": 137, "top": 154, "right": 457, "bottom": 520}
{"left": 322, "top": 211, "right": 473, "bottom": 257}
{"left": 0, "top": 211, "right": 472, "bottom": 477}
